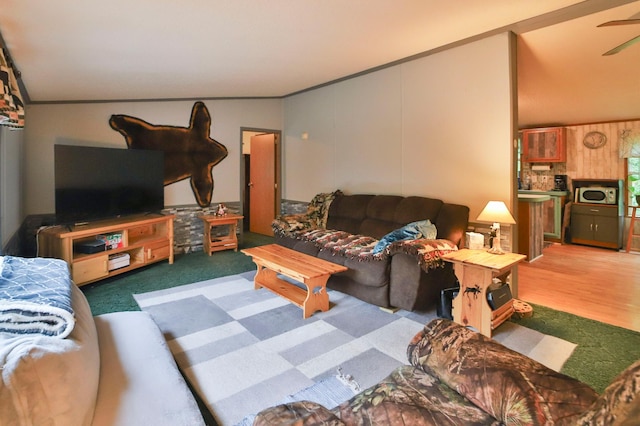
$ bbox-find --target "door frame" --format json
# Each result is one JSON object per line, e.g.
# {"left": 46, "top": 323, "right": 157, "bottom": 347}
{"left": 239, "top": 127, "right": 282, "bottom": 233}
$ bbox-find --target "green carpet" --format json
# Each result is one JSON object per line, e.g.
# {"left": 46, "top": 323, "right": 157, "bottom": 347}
{"left": 81, "top": 232, "right": 273, "bottom": 315}
{"left": 511, "top": 304, "right": 640, "bottom": 394}
{"left": 81, "top": 232, "right": 640, "bottom": 395}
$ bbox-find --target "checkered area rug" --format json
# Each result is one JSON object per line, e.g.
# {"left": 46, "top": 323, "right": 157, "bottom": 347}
{"left": 134, "top": 271, "right": 576, "bottom": 426}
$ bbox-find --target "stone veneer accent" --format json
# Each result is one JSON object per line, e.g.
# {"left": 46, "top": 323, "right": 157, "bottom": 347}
{"left": 280, "top": 199, "right": 308, "bottom": 216}
{"left": 162, "top": 202, "right": 241, "bottom": 254}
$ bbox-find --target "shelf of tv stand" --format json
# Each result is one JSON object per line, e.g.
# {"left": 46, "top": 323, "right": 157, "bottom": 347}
{"left": 38, "top": 214, "right": 174, "bottom": 286}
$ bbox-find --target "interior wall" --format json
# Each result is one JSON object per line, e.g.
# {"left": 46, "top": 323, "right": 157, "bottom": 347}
{"left": 22, "top": 99, "right": 283, "bottom": 215}
{"left": 0, "top": 126, "right": 24, "bottom": 250}
{"left": 565, "top": 120, "right": 640, "bottom": 183}
{"left": 283, "top": 33, "right": 515, "bottom": 220}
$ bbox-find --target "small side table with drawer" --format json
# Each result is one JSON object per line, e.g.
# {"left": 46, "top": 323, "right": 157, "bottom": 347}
{"left": 200, "top": 214, "right": 244, "bottom": 255}
{"left": 442, "top": 249, "right": 525, "bottom": 338}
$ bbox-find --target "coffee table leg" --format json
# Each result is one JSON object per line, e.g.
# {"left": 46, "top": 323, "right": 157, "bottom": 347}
{"left": 253, "top": 264, "right": 268, "bottom": 290}
{"left": 302, "top": 276, "right": 329, "bottom": 319}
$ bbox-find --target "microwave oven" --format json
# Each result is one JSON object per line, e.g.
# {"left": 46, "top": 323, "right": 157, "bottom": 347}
{"left": 577, "top": 187, "right": 617, "bottom": 204}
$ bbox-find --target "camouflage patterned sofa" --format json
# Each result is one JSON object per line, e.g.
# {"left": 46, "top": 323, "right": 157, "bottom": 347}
{"left": 254, "top": 319, "right": 639, "bottom": 426}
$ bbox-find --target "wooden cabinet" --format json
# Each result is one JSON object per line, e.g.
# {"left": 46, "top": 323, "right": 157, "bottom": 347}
{"left": 38, "top": 214, "right": 174, "bottom": 286}
{"left": 522, "top": 127, "right": 566, "bottom": 162}
{"left": 571, "top": 204, "right": 622, "bottom": 249}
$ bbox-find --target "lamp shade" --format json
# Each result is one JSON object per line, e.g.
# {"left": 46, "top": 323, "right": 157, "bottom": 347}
{"left": 476, "top": 201, "right": 516, "bottom": 224}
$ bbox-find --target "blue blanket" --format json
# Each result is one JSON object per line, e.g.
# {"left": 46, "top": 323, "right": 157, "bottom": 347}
{"left": 0, "top": 256, "right": 75, "bottom": 338}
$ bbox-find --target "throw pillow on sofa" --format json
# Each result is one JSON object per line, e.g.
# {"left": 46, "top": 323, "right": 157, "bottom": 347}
{"left": 373, "top": 220, "right": 437, "bottom": 254}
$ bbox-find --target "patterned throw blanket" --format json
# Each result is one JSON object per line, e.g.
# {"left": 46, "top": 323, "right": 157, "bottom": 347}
{"left": 273, "top": 191, "right": 458, "bottom": 271}
{"left": 0, "top": 256, "right": 75, "bottom": 338}
{"left": 277, "top": 227, "right": 458, "bottom": 272}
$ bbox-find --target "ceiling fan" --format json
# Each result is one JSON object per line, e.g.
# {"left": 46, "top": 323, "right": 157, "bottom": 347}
{"left": 598, "top": 18, "right": 640, "bottom": 56}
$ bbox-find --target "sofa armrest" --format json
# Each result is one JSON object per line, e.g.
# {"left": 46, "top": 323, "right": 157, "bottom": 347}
{"left": 92, "top": 312, "right": 205, "bottom": 426}
{"left": 388, "top": 238, "right": 458, "bottom": 271}
{"left": 254, "top": 400, "right": 344, "bottom": 425}
{"left": 571, "top": 360, "right": 640, "bottom": 426}
{"left": 0, "top": 285, "right": 100, "bottom": 426}
{"left": 407, "top": 319, "right": 598, "bottom": 425}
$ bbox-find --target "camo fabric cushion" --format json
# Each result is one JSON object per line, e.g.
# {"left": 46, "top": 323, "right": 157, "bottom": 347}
{"left": 571, "top": 360, "right": 640, "bottom": 426}
{"left": 272, "top": 190, "right": 343, "bottom": 237}
{"left": 333, "top": 366, "right": 497, "bottom": 426}
{"left": 407, "top": 319, "right": 599, "bottom": 425}
{"left": 254, "top": 400, "right": 344, "bottom": 426}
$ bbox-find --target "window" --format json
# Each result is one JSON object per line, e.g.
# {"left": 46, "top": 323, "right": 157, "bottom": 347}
{"left": 626, "top": 157, "right": 640, "bottom": 215}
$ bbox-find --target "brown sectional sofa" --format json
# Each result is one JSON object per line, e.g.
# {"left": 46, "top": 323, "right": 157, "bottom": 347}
{"left": 254, "top": 318, "right": 640, "bottom": 425}
{"left": 273, "top": 191, "right": 469, "bottom": 311}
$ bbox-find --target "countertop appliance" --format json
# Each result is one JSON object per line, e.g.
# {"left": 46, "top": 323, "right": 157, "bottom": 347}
{"left": 577, "top": 186, "right": 617, "bottom": 204}
{"left": 553, "top": 174, "right": 568, "bottom": 191}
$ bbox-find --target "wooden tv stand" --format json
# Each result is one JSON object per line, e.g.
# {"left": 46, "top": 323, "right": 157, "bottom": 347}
{"left": 38, "top": 214, "right": 174, "bottom": 286}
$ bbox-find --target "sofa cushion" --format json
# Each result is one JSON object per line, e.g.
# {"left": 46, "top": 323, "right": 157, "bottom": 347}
{"left": 373, "top": 220, "right": 437, "bottom": 254}
{"left": 326, "top": 194, "right": 374, "bottom": 234}
{"left": 0, "top": 285, "right": 100, "bottom": 426}
{"left": 92, "top": 311, "right": 205, "bottom": 426}
{"left": 394, "top": 196, "right": 443, "bottom": 225}
{"left": 333, "top": 365, "right": 496, "bottom": 425}
{"left": 254, "top": 400, "right": 344, "bottom": 425}
{"left": 407, "top": 319, "right": 598, "bottom": 425}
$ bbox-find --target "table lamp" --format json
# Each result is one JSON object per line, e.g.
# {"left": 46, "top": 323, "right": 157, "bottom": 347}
{"left": 476, "top": 201, "right": 516, "bottom": 254}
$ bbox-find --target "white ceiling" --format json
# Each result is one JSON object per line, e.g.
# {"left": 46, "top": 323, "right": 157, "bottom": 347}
{"left": 1, "top": 0, "right": 639, "bottom": 127}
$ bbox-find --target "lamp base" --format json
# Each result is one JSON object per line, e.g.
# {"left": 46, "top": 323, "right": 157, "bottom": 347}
{"left": 486, "top": 247, "right": 505, "bottom": 255}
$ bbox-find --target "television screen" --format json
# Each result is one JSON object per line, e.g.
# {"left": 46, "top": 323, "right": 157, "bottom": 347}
{"left": 54, "top": 144, "right": 165, "bottom": 224}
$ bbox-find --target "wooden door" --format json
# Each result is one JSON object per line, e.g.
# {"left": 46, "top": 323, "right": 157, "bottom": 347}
{"left": 249, "top": 133, "right": 277, "bottom": 235}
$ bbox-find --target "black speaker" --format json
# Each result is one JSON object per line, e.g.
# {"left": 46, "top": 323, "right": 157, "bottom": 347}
{"left": 487, "top": 283, "right": 512, "bottom": 310}
{"left": 437, "top": 287, "right": 459, "bottom": 320}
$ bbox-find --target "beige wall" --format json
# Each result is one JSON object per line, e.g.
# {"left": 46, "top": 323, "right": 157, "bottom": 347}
{"left": 283, "top": 33, "right": 516, "bottom": 220}
{"left": 1, "top": 127, "right": 23, "bottom": 249}
{"left": 23, "top": 99, "right": 283, "bottom": 215}
{"left": 22, "top": 32, "right": 517, "bottom": 224}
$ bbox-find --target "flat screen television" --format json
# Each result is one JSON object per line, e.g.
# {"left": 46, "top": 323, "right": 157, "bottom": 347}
{"left": 54, "top": 144, "right": 165, "bottom": 224}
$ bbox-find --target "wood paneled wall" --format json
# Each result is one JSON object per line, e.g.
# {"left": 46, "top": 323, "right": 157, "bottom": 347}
{"left": 565, "top": 119, "right": 640, "bottom": 250}
{"left": 565, "top": 120, "right": 640, "bottom": 186}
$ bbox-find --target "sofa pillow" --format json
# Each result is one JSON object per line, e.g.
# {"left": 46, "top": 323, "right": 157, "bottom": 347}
{"left": 407, "top": 319, "right": 598, "bottom": 425}
{"left": 373, "top": 220, "right": 436, "bottom": 254}
{"left": 570, "top": 360, "right": 640, "bottom": 426}
{"left": 0, "top": 285, "right": 100, "bottom": 426}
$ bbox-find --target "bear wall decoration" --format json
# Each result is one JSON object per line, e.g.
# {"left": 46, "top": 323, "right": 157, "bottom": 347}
{"left": 109, "top": 101, "right": 228, "bottom": 207}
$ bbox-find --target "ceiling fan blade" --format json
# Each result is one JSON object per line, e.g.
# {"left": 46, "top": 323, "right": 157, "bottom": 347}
{"left": 598, "top": 19, "right": 640, "bottom": 27}
{"left": 603, "top": 34, "right": 640, "bottom": 55}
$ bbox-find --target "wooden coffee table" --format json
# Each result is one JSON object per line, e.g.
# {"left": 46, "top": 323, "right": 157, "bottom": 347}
{"left": 241, "top": 244, "right": 348, "bottom": 318}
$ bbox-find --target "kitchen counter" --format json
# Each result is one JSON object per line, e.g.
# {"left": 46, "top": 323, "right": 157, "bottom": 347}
{"left": 518, "top": 193, "right": 551, "bottom": 202}
{"left": 519, "top": 190, "right": 571, "bottom": 242}
{"left": 518, "top": 189, "right": 569, "bottom": 196}
{"left": 517, "top": 193, "right": 550, "bottom": 261}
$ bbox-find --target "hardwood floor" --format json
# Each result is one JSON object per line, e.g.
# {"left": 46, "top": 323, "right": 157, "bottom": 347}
{"left": 517, "top": 243, "right": 640, "bottom": 333}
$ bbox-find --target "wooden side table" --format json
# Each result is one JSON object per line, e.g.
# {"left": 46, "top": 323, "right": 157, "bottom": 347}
{"left": 442, "top": 249, "right": 526, "bottom": 337}
{"left": 200, "top": 214, "right": 243, "bottom": 255}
